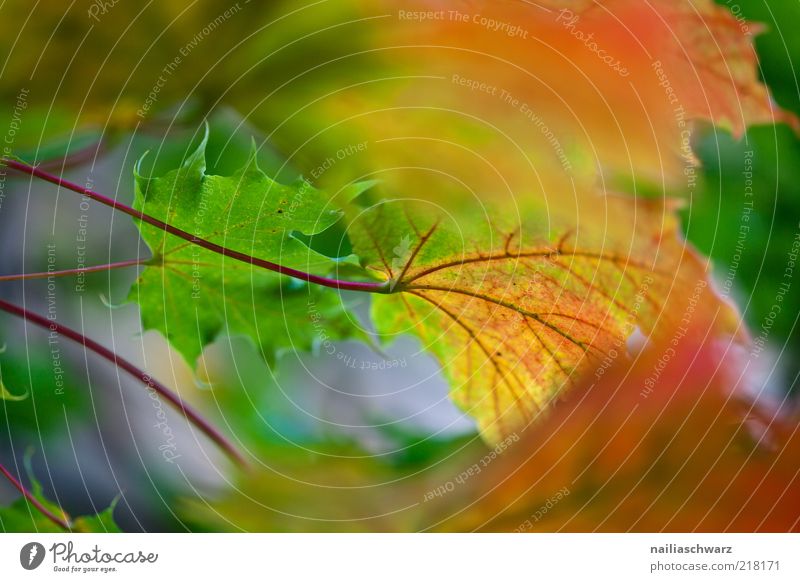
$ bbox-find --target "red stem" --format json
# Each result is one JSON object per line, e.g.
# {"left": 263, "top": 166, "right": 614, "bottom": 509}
{"left": 2, "top": 159, "right": 390, "bottom": 294}
{"left": 0, "top": 258, "right": 148, "bottom": 283}
{"left": 0, "top": 298, "right": 246, "bottom": 468}
{"left": 0, "top": 461, "right": 72, "bottom": 531}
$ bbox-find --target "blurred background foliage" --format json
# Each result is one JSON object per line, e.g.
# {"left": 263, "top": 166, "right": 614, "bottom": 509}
{"left": 1, "top": 0, "right": 799, "bottom": 531}
{"left": 684, "top": 0, "right": 800, "bottom": 395}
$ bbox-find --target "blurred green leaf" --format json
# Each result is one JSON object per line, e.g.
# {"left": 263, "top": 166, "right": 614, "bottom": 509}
{"left": 0, "top": 348, "right": 87, "bottom": 433}
{"left": 0, "top": 370, "right": 28, "bottom": 401}
{"left": 684, "top": 123, "right": 800, "bottom": 392}
{"left": 0, "top": 462, "right": 120, "bottom": 533}
{"left": 714, "top": 0, "right": 800, "bottom": 117}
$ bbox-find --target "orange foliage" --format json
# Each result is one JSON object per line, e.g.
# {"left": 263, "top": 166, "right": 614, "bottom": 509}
{"left": 429, "top": 320, "right": 800, "bottom": 532}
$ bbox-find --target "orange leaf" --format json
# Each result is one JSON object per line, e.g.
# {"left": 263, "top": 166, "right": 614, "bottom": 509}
{"left": 426, "top": 321, "right": 800, "bottom": 532}
{"left": 313, "top": 0, "right": 797, "bottom": 201}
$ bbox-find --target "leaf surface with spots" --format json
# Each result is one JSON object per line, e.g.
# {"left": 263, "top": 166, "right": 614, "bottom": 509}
{"left": 350, "top": 195, "right": 743, "bottom": 441}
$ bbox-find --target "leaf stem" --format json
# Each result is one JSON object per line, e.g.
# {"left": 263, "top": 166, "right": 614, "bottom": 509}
{"left": 2, "top": 158, "right": 390, "bottom": 294}
{"left": 0, "top": 258, "right": 149, "bottom": 283}
{"left": 0, "top": 298, "right": 247, "bottom": 468}
{"left": 0, "top": 461, "right": 72, "bottom": 531}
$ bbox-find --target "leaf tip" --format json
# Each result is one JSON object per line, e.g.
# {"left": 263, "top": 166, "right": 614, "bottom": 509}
{"left": 182, "top": 124, "right": 210, "bottom": 174}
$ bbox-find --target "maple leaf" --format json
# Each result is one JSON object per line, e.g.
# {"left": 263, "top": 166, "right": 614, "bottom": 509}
{"left": 129, "top": 131, "right": 373, "bottom": 367}
{"left": 4, "top": 0, "right": 792, "bottom": 197}
{"left": 305, "top": 0, "right": 798, "bottom": 205}
{"left": 425, "top": 321, "right": 800, "bottom": 532}
{"left": 0, "top": 463, "right": 120, "bottom": 533}
{"left": 536, "top": 0, "right": 799, "bottom": 134}
{"left": 349, "top": 193, "right": 744, "bottom": 442}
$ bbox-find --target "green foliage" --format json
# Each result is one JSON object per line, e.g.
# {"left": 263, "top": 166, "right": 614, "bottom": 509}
{"left": 0, "top": 375, "right": 28, "bottom": 401}
{"left": 0, "top": 1, "right": 376, "bottom": 154}
{"left": 714, "top": 0, "right": 800, "bottom": 116}
{"left": 129, "top": 130, "right": 374, "bottom": 367}
{"left": 0, "top": 464, "right": 120, "bottom": 533}
{"left": 0, "top": 348, "right": 87, "bottom": 433}
{"left": 175, "top": 336, "right": 483, "bottom": 532}
{"left": 1, "top": 0, "right": 799, "bottom": 535}
{"left": 684, "top": 124, "right": 800, "bottom": 391}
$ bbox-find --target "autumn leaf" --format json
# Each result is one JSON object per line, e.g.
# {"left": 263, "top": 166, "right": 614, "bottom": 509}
{"left": 507, "top": 0, "right": 795, "bottom": 130}
{"left": 349, "top": 193, "right": 744, "bottom": 442}
{"left": 129, "top": 131, "right": 374, "bottom": 367}
{"left": 4, "top": 1, "right": 792, "bottom": 202}
{"left": 425, "top": 321, "right": 800, "bottom": 532}
{"left": 303, "top": 0, "right": 798, "bottom": 205}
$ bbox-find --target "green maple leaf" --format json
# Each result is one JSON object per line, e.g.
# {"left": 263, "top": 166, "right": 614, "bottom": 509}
{"left": 0, "top": 462, "right": 120, "bottom": 533}
{"left": 129, "top": 131, "right": 374, "bottom": 367}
